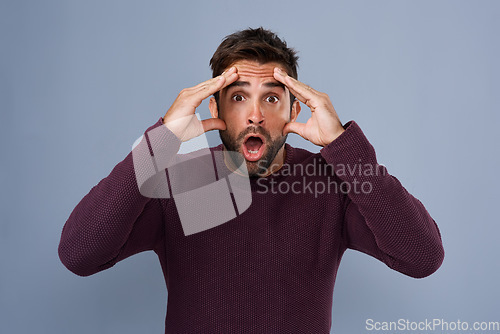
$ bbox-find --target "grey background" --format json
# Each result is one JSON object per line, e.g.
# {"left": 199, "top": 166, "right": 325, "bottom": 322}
{"left": 1, "top": 0, "right": 499, "bottom": 333}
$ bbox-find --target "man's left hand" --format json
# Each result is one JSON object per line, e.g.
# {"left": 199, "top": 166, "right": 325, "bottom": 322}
{"left": 274, "top": 67, "right": 345, "bottom": 147}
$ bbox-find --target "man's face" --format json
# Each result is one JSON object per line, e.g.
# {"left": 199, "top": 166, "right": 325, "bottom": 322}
{"left": 209, "top": 60, "right": 300, "bottom": 177}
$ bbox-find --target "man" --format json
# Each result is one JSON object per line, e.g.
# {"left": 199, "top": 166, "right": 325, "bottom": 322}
{"left": 59, "top": 27, "right": 444, "bottom": 333}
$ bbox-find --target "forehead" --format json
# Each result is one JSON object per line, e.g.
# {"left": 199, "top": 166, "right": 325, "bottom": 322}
{"left": 229, "top": 60, "right": 284, "bottom": 80}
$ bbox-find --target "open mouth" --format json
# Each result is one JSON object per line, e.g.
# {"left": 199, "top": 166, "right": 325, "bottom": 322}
{"left": 242, "top": 134, "right": 265, "bottom": 162}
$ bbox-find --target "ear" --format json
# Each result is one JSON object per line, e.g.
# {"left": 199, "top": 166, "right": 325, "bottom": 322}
{"left": 290, "top": 99, "right": 301, "bottom": 122}
{"left": 209, "top": 97, "right": 219, "bottom": 119}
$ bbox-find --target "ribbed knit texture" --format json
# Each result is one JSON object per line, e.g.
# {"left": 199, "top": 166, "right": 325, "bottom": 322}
{"left": 59, "top": 118, "right": 444, "bottom": 333}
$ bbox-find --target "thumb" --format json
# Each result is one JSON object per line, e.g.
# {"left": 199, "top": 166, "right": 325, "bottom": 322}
{"left": 283, "top": 121, "right": 306, "bottom": 138}
{"left": 201, "top": 118, "right": 226, "bottom": 133}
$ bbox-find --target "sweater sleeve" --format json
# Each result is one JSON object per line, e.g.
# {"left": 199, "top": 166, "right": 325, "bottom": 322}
{"left": 320, "top": 121, "right": 444, "bottom": 278}
{"left": 58, "top": 117, "right": 181, "bottom": 277}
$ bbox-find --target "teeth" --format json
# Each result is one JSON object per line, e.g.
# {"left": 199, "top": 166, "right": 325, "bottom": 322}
{"left": 248, "top": 149, "right": 258, "bottom": 154}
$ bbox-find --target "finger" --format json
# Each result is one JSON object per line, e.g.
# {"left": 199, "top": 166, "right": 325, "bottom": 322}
{"left": 274, "top": 67, "right": 320, "bottom": 96}
{"left": 283, "top": 121, "right": 307, "bottom": 138}
{"left": 168, "top": 116, "right": 226, "bottom": 142}
{"left": 191, "top": 67, "right": 239, "bottom": 102}
{"left": 201, "top": 117, "right": 226, "bottom": 133}
{"left": 219, "top": 71, "right": 239, "bottom": 91}
{"left": 191, "top": 66, "right": 236, "bottom": 89}
{"left": 273, "top": 68, "right": 319, "bottom": 108}
{"left": 273, "top": 69, "right": 306, "bottom": 102}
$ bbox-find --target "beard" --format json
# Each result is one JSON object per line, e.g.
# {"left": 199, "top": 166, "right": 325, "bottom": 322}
{"left": 219, "top": 126, "right": 287, "bottom": 178}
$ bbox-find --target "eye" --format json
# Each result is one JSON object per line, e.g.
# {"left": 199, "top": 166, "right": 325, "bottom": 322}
{"left": 231, "top": 94, "right": 246, "bottom": 102}
{"left": 265, "top": 95, "right": 279, "bottom": 103}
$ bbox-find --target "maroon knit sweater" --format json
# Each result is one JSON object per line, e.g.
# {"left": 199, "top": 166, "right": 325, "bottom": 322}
{"left": 58, "top": 118, "right": 444, "bottom": 333}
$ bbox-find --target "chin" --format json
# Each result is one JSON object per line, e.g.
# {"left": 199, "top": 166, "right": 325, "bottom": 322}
{"left": 245, "top": 160, "right": 268, "bottom": 178}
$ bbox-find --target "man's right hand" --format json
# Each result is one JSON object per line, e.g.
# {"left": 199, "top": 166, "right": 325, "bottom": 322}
{"left": 162, "top": 66, "right": 238, "bottom": 142}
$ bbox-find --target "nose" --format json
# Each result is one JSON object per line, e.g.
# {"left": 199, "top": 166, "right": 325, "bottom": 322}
{"left": 247, "top": 101, "right": 264, "bottom": 125}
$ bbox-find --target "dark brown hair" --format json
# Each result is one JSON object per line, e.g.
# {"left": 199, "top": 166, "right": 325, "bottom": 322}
{"left": 210, "top": 27, "right": 299, "bottom": 107}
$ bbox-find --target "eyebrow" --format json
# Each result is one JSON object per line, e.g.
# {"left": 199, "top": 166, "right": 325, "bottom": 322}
{"left": 225, "top": 80, "right": 285, "bottom": 92}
